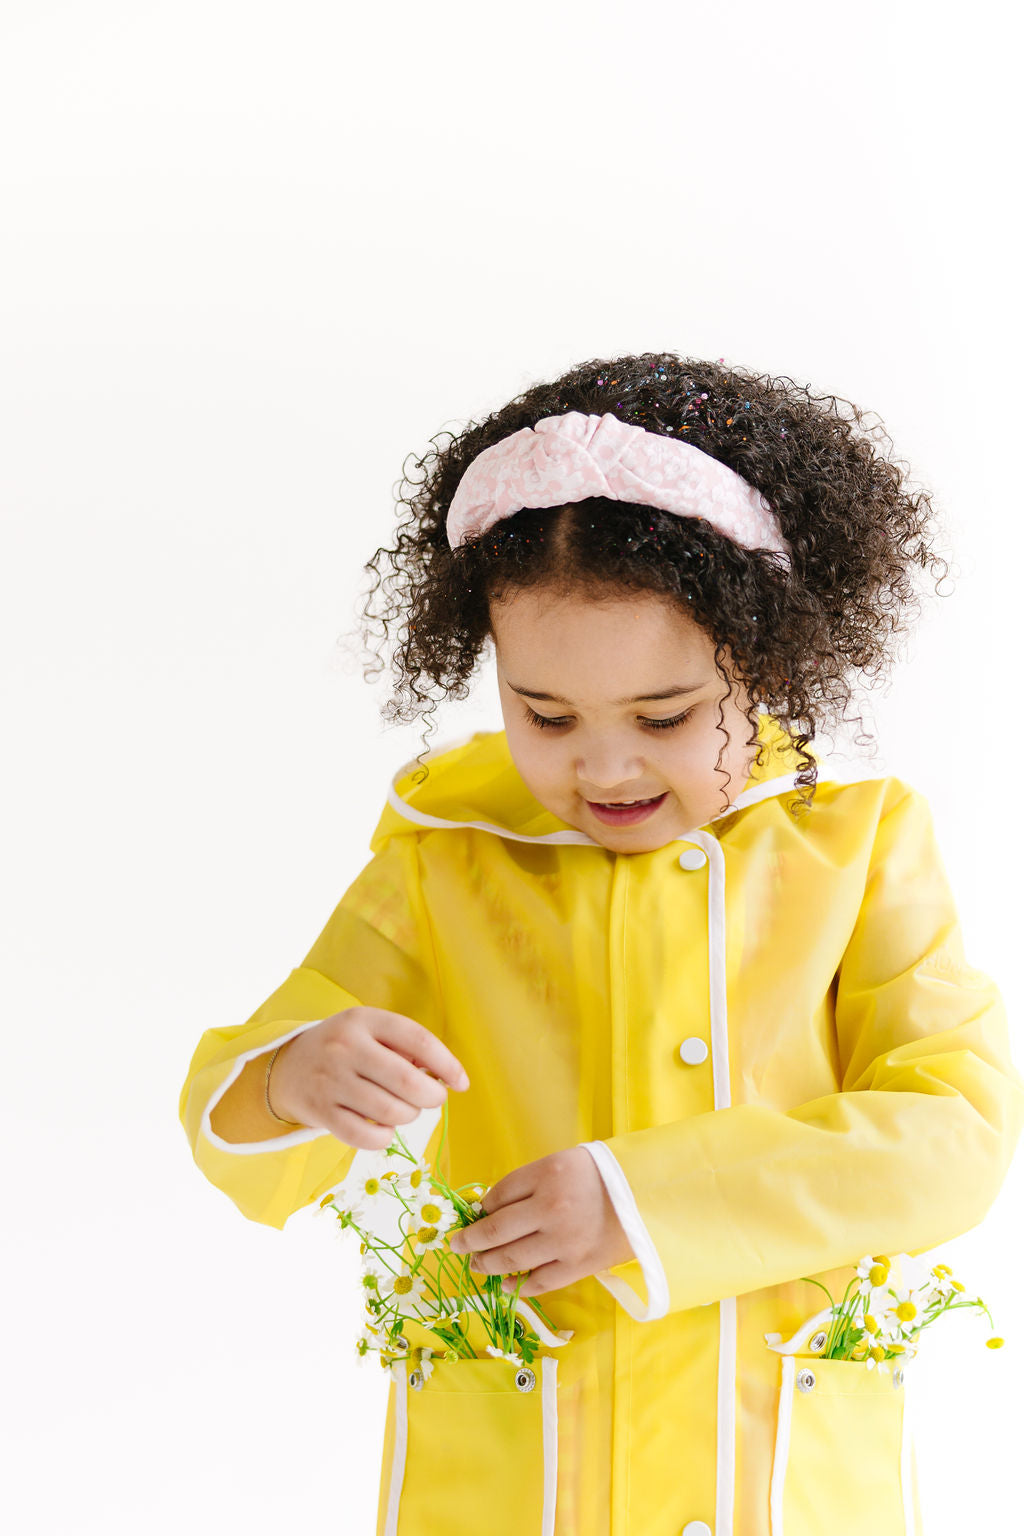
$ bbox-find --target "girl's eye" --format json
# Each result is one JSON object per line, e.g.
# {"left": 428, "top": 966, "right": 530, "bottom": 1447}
{"left": 524, "top": 706, "right": 696, "bottom": 732}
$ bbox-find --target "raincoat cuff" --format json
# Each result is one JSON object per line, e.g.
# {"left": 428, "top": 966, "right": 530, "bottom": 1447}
{"left": 578, "top": 1140, "right": 671, "bottom": 1322}
{"left": 200, "top": 1017, "right": 336, "bottom": 1154}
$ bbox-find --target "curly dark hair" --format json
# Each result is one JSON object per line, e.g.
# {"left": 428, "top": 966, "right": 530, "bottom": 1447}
{"left": 351, "top": 351, "right": 953, "bottom": 817}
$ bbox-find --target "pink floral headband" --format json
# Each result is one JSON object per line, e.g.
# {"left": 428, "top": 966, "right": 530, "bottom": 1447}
{"left": 446, "top": 410, "right": 791, "bottom": 568}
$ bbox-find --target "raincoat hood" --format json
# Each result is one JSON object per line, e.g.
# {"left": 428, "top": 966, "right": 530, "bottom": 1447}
{"left": 370, "top": 709, "right": 821, "bottom": 853}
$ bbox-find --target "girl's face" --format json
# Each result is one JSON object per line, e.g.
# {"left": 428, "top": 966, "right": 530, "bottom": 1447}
{"left": 489, "top": 585, "right": 758, "bottom": 853}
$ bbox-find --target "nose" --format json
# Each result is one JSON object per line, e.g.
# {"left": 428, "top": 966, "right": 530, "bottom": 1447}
{"left": 575, "top": 744, "right": 646, "bottom": 796}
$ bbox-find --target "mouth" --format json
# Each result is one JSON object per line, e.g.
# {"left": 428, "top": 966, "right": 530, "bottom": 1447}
{"left": 586, "top": 793, "right": 668, "bottom": 826}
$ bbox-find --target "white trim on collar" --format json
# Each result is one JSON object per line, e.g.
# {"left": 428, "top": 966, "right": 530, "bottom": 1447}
{"left": 385, "top": 757, "right": 893, "bottom": 846}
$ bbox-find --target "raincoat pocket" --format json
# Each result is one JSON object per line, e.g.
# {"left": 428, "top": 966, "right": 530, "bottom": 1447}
{"left": 769, "top": 1353, "right": 915, "bottom": 1536}
{"left": 381, "top": 1353, "right": 559, "bottom": 1536}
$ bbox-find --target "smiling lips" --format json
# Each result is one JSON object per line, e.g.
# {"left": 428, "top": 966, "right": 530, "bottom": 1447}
{"left": 591, "top": 794, "right": 662, "bottom": 806}
{"left": 586, "top": 793, "right": 668, "bottom": 825}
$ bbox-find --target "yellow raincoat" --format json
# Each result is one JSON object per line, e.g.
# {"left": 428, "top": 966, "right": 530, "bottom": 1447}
{"left": 179, "top": 710, "right": 1024, "bottom": 1536}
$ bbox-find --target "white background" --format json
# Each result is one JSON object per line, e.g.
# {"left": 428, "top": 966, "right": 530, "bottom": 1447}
{"left": 3, "top": 2, "right": 1022, "bottom": 1532}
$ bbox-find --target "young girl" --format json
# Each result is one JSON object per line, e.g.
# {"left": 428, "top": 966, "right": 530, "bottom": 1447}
{"left": 179, "top": 352, "right": 1024, "bottom": 1536}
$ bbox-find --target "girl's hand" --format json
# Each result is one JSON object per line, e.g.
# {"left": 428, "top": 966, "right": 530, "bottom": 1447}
{"left": 447, "top": 1146, "right": 635, "bottom": 1297}
{"left": 268, "top": 1007, "right": 470, "bottom": 1151}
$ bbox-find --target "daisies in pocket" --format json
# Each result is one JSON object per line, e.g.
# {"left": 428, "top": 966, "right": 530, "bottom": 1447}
{"left": 765, "top": 1250, "right": 1005, "bottom": 1378}
{"left": 313, "top": 1095, "right": 574, "bottom": 1373}
{"left": 765, "top": 1252, "right": 1005, "bottom": 1536}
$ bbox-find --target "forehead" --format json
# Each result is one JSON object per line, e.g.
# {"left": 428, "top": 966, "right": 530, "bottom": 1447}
{"left": 490, "top": 587, "right": 713, "bottom": 700}
{"left": 489, "top": 584, "right": 703, "bottom": 643}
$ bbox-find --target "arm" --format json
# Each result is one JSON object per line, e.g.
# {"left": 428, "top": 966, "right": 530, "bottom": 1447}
{"left": 582, "top": 782, "right": 1024, "bottom": 1321}
{"left": 178, "top": 833, "right": 442, "bottom": 1229}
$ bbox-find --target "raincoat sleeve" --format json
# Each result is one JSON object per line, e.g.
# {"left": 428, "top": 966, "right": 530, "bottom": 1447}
{"left": 581, "top": 780, "right": 1024, "bottom": 1322}
{"left": 178, "top": 831, "right": 442, "bottom": 1230}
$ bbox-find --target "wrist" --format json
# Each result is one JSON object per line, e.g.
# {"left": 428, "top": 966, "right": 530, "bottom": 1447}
{"left": 265, "top": 1042, "right": 304, "bottom": 1127}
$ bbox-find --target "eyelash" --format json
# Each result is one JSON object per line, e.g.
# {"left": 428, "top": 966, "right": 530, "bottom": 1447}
{"left": 524, "top": 706, "right": 696, "bottom": 732}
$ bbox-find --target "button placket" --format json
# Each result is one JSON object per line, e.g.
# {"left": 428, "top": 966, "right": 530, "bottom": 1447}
{"left": 675, "top": 843, "right": 710, "bottom": 1069}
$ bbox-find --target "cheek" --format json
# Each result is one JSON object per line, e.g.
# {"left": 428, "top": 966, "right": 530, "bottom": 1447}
{"left": 505, "top": 722, "right": 548, "bottom": 780}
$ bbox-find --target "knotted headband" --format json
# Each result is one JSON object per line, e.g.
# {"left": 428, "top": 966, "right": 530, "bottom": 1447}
{"left": 446, "top": 410, "right": 791, "bottom": 567}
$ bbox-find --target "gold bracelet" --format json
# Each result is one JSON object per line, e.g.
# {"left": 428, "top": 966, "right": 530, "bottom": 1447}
{"left": 265, "top": 1044, "right": 301, "bottom": 1126}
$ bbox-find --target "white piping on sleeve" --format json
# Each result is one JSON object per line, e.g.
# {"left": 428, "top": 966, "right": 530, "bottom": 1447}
{"left": 577, "top": 1139, "right": 670, "bottom": 1322}
{"left": 199, "top": 1017, "right": 335, "bottom": 1155}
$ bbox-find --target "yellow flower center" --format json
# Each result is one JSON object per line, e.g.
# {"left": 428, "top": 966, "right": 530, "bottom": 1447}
{"left": 868, "top": 1263, "right": 888, "bottom": 1286}
{"left": 420, "top": 1202, "right": 442, "bottom": 1224}
{"left": 416, "top": 1226, "right": 439, "bottom": 1245}
{"left": 318, "top": 1193, "right": 335, "bottom": 1209}
{"left": 987, "top": 1337, "right": 1005, "bottom": 1349}
{"left": 410, "top": 1169, "right": 423, "bottom": 1188}
{"left": 869, "top": 1345, "right": 886, "bottom": 1362}
{"left": 896, "top": 1301, "right": 917, "bottom": 1322}
{"left": 951, "top": 1280, "right": 965, "bottom": 1293}
{"left": 363, "top": 1177, "right": 381, "bottom": 1197}
{"left": 864, "top": 1314, "right": 879, "bottom": 1334}
{"left": 393, "top": 1275, "right": 414, "bottom": 1295}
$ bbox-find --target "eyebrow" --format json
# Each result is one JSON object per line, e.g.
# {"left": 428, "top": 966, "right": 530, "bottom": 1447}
{"left": 507, "top": 682, "right": 706, "bottom": 706}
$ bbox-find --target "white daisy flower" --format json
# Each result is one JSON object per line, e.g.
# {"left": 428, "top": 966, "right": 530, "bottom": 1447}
{"left": 359, "top": 1254, "right": 393, "bottom": 1302}
{"left": 348, "top": 1171, "right": 394, "bottom": 1221}
{"left": 412, "top": 1189, "right": 458, "bottom": 1237}
{"left": 354, "top": 1325, "right": 380, "bottom": 1362}
{"left": 395, "top": 1162, "right": 430, "bottom": 1199}
{"left": 418, "top": 1347, "right": 435, "bottom": 1382}
{"left": 380, "top": 1267, "right": 429, "bottom": 1307}
{"left": 854, "top": 1254, "right": 892, "bottom": 1293}
{"left": 889, "top": 1286, "right": 929, "bottom": 1338}
{"left": 362, "top": 1251, "right": 392, "bottom": 1283}
{"left": 485, "top": 1345, "right": 525, "bottom": 1366}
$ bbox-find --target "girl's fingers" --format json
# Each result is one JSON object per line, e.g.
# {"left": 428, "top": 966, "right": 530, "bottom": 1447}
{"left": 325, "top": 1103, "right": 398, "bottom": 1152}
{"left": 463, "top": 1227, "right": 555, "bottom": 1278}
{"left": 451, "top": 1194, "right": 538, "bottom": 1259}
{"left": 508, "top": 1260, "right": 568, "bottom": 1297}
{"left": 347, "top": 1070, "right": 423, "bottom": 1126}
{"left": 359, "top": 1037, "right": 450, "bottom": 1109}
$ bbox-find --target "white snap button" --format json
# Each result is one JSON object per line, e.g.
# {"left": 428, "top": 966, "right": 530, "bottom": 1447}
{"left": 677, "top": 847, "right": 707, "bottom": 871}
{"left": 678, "top": 1036, "right": 709, "bottom": 1065}
{"left": 681, "top": 1522, "right": 713, "bottom": 1536}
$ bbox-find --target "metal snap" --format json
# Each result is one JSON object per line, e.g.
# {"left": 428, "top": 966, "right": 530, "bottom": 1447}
{"left": 393, "top": 1335, "right": 408, "bottom": 1352}
{"left": 409, "top": 1369, "right": 424, "bottom": 1391}
{"left": 809, "top": 1331, "right": 828, "bottom": 1353}
{"left": 892, "top": 1368, "right": 905, "bottom": 1388}
{"left": 795, "top": 1369, "right": 816, "bottom": 1393}
{"left": 514, "top": 1367, "right": 536, "bottom": 1393}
